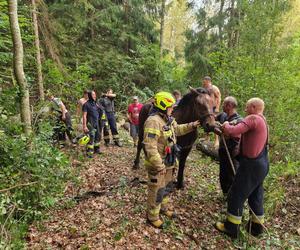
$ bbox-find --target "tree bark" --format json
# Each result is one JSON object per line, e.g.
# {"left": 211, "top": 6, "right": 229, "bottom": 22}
{"left": 8, "top": 0, "right": 32, "bottom": 135}
{"left": 32, "top": 0, "right": 44, "bottom": 101}
{"left": 218, "top": 0, "right": 225, "bottom": 42}
{"left": 159, "top": 0, "right": 166, "bottom": 57}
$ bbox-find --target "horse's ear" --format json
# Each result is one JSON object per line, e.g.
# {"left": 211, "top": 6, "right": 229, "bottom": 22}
{"left": 189, "top": 86, "right": 199, "bottom": 95}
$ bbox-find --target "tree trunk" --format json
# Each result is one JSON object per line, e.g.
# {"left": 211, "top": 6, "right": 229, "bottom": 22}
{"left": 32, "top": 0, "right": 44, "bottom": 101}
{"left": 8, "top": 0, "right": 32, "bottom": 135}
{"left": 159, "top": 0, "right": 166, "bottom": 57}
{"left": 218, "top": 0, "right": 225, "bottom": 42}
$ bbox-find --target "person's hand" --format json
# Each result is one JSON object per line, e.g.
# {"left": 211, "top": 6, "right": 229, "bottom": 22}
{"left": 222, "top": 121, "right": 229, "bottom": 128}
{"left": 83, "top": 126, "right": 89, "bottom": 133}
{"left": 221, "top": 121, "right": 230, "bottom": 136}
{"left": 62, "top": 115, "right": 66, "bottom": 121}
{"left": 192, "top": 120, "right": 201, "bottom": 128}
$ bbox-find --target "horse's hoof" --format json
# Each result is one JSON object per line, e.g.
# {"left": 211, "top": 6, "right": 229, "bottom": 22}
{"left": 176, "top": 182, "right": 185, "bottom": 190}
{"left": 132, "top": 163, "right": 140, "bottom": 170}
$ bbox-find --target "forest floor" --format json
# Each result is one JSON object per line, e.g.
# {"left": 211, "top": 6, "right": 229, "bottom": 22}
{"left": 27, "top": 133, "right": 300, "bottom": 249}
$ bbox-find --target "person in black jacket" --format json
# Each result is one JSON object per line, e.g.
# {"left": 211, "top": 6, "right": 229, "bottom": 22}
{"left": 99, "top": 89, "right": 122, "bottom": 147}
{"left": 216, "top": 96, "right": 243, "bottom": 196}
{"left": 82, "top": 90, "right": 103, "bottom": 158}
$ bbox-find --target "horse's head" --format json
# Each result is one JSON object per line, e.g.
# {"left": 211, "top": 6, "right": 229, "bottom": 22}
{"left": 188, "top": 86, "right": 216, "bottom": 132}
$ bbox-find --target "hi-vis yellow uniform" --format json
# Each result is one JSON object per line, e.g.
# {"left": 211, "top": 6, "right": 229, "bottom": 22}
{"left": 143, "top": 113, "right": 196, "bottom": 222}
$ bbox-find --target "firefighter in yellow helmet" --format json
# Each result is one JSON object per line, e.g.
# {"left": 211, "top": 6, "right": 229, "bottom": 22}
{"left": 144, "top": 91, "right": 200, "bottom": 228}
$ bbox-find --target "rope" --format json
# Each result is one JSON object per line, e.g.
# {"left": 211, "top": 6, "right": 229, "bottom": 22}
{"left": 221, "top": 134, "right": 236, "bottom": 175}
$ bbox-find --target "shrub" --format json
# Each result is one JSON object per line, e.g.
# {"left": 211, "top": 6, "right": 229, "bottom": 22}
{"left": 0, "top": 121, "right": 70, "bottom": 247}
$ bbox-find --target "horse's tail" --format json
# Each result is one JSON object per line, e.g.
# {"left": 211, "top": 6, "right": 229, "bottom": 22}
{"left": 138, "top": 103, "right": 153, "bottom": 141}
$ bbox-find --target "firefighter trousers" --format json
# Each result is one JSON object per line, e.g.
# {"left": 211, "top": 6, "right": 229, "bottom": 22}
{"left": 103, "top": 111, "right": 119, "bottom": 143}
{"left": 147, "top": 167, "right": 175, "bottom": 221}
{"left": 86, "top": 124, "right": 101, "bottom": 156}
{"left": 227, "top": 147, "right": 269, "bottom": 223}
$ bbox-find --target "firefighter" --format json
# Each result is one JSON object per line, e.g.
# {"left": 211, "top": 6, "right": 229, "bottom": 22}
{"left": 215, "top": 98, "right": 269, "bottom": 238}
{"left": 82, "top": 90, "right": 103, "bottom": 158}
{"left": 99, "top": 89, "right": 122, "bottom": 147}
{"left": 143, "top": 91, "right": 200, "bottom": 228}
{"left": 47, "top": 93, "right": 74, "bottom": 148}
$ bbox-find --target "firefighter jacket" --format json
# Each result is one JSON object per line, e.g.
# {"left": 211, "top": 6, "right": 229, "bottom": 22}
{"left": 143, "top": 113, "right": 196, "bottom": 172}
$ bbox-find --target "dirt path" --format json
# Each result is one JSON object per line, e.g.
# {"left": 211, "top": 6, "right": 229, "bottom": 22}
{"left": 27, "top": 143, "right": 299, "bottom": 249}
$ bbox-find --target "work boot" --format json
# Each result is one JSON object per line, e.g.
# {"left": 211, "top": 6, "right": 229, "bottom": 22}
{"left": 147, "top": 218, "right": 164, "bottom": 229}
{"left": 246, "top": 220, "right": 263, "bottom": 237}
{"left": 114, "top": 140, "right": 122, "bottom": 147}
{"left": 161, "top": 209, "right": 177, "bottom": 219}
{"left": 94, "top": 147, "right": 102, "bottom": 155}
{"left": 215, "top": 220, "right": 240, "bottom": 239}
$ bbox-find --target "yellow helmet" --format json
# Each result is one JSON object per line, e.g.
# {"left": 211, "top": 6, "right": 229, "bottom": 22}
{"left": 78, "top": 134, "right": 90, "bottom": 146}
{"left": 154, "top": 92, "right": 175, "bottom": 111}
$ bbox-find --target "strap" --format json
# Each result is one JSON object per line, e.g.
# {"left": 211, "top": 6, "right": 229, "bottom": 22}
{"left": 259, "top": 114, "right": 269, "bottom": 147}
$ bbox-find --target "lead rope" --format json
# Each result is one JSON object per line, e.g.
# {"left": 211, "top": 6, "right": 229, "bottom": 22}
{"left": 221, "top": 134, "right": 236, "bottom": 175}
{"left": 221, "top": 134, "right": 270, "bottom": 237}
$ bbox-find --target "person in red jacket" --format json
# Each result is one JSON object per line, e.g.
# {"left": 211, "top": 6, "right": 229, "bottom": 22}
{"left": 127, "top": 96, "right": 143, "bottom": 147}
{"left": 215, "top": 97, "right": 269, "bottom": 239}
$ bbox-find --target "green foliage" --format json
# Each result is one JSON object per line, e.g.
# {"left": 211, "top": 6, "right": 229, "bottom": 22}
{"left": 186, "top": 0, "right": 299, "bottom": 162}
{"left": 160, "top": 55, "right": 189, "bottom": 93}
{"left": 39, "top": 0, "right": 162, "bottom": 110}
{"left": 0, "top": 120, "right": 70, "bottom": 247}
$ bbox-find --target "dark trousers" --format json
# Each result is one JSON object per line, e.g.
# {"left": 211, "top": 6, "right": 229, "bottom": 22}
{"left": 87, "top": 124, "right": 101, "bottom": 156}
{"left": 99, "top": 117, "right": 108, "bottom": 142}
{"left": 103, "top": 112, "right": 119, "bottom": 142}
{"left": 219, "top": 147, "right": 239, "bottom": 194}
{"left": 227, "top": 148, "right": 269, "bottom": 219}
{"left": 54, "top": 112, "right": 73, "bottom": 144}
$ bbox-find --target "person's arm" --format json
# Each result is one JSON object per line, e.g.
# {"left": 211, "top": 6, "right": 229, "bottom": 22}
{"left": 106, "top": 93, "right": 116, "bottom": 98}
{"left": 60, "top": 102, "right": 67, "bottom": 120}
{"left": 82, "top": 104, "right": 89, "bottom": 133}
{"left": 173, "top": 119, "right": 200, "bottom": 136}
{"left": 222, "top": 116, "right": 256, "bottom": 137}
{"left": 76, "top": 100, "right": 82, "bottom": 117}
{"left": 127, "top": 112, "right": 133, "bottom": 123}
{"left": 213, "top": 86, "right": 221, "bottom": 112}
{"left": 143, "top": 119, "right": 165, "bottom": 173}
{"left": 82, "top": 112, "right": 89, "bottom": 133}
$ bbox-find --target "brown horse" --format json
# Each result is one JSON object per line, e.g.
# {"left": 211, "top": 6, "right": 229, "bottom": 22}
{"left": 133, "top": 87, "right": 216, "bottom": 189}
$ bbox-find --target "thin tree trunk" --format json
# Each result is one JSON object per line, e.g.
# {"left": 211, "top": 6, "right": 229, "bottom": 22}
{"left": 159, "top": 0, "right": 166, "bottom": 57}
{"left": 218, "top": 0, "right": 225, "bottom": 42}
{"left": 8, "top": 0, "right": 32, "bottom": 135}
{"left": 227, "top": 0, "right": 235, "bottom": 48}
{"left": 124, "top": 0, "right": 129, "bottom": 54}
{"left": 38, "top": 0, "right": 65, "bottom": 74}
{"left": 32, "top": 0, "right": 44, "bottom": 101}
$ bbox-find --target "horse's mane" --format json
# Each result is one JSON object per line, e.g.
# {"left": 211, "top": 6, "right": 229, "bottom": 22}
{"left": 176, "top": 87, "right": 208, "bottom": 108}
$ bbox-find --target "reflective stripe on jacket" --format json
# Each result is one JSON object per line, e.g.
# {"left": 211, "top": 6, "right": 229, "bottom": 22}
{"left": 143, "top": 113, "right": 195, "bottom": 172}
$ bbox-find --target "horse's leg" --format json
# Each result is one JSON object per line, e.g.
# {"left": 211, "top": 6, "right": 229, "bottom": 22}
{"left": 176, "top": 147, "right": 192, "bottom": 189}
{"left": 133, "top": 138, "right": 143, "bottom": 169}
